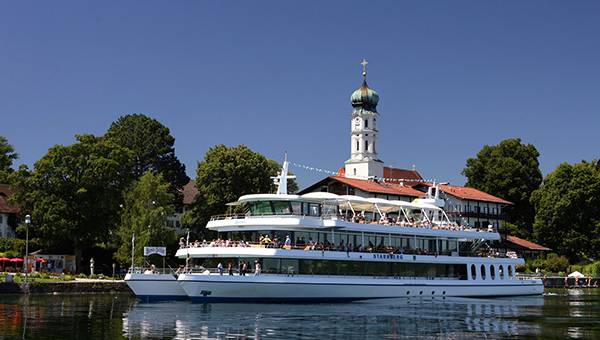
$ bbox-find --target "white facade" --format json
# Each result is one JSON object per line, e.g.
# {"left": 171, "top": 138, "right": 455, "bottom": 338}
{"left": 0, "top": 213, "right": 15, "bottom": 238}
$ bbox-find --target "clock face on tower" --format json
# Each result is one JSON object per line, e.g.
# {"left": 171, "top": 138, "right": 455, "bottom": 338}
{"left": 353, "top": 117, "right": 361, "bottom": 129}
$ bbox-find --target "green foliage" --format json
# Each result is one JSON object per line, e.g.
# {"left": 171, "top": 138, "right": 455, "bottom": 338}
{"left": 0, "top": 135, "right": 18, "bottom": 182}
{"left": 8, "top": 135, "right": 134, "bottom": 266}
{"left": 104, "top": 113, "right": 189, "bottom": 190}
{"left": 185, "top": 145, "right": 298, "bottom": 233}
{"left": 463, "top": 138, "right": 542, "bottom": 235}
{"left": 115, "top": 172, "right": 177, "bottom": 265}
{"left": 531, "top": 160, "right": 600, "bottom": 262}
{"left": 0, "top": 237, "right": 25, "bottom": 258}
{"left": 525, "top": 253, "right": 570, "bottom": 274}
{"left": 570, "top": 261, "right": 600, "bottom": 277}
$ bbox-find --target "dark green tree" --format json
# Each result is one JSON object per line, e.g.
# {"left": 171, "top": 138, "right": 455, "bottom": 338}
{"left": 104, "top": 114, "right": 189, "bottom": 190}
{"left": 531, "top": 161, "right": 600, "bottom": 262}
{"left": 184, "top": 145, "right": 298, "bottom": 234}
{"left": 0, "top": 136, "right": 18, "bottom": 183}
{"left": 462, "top": 138, "right": 542, "bottom": 237}
{"left": 115, "top": 171, "right": 177, "bottom": 265}
{"left": 9, "top": 135, "right": 133, "bottom": 270}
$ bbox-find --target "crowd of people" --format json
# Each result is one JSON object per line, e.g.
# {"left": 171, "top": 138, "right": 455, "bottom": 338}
{"left": 179, "top": 236, "right": 462, "bottom": 257}
{"left": 343, "top": 215, "right": 492, "bottom": 233}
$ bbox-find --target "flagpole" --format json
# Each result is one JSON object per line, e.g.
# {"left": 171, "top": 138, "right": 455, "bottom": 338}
{"left": 131, "top": 232, "right": 135, "bottom": 272}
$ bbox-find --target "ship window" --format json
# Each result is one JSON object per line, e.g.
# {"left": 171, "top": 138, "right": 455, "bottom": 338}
{"left": 499, "top": 265, "right": 504, "bottom": 280}
{"left": 291, "top": 201, "right": 302, "bottom": 215}
{"left": 271, "top": 201, "right": 292, "bottom": 215}
{"left": 481, "top": 265, "right": 486, "bottom": 280}
{"left": 250, "top": 201, "right": 272, "bottom": 215}
{"left": 471, "top": 264, "right": 476, "bottom": 280}
{"left": 490, "top": 265, "right": 495, "bottom": 280}
{"left": 508, "top": 265, "right": 513, "bottom": 278}
{"left": 308, "top": 203, "right": 320, "bottom": 216}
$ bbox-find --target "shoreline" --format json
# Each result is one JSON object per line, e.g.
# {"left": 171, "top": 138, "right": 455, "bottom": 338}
{"left": 0, "top": 280, "right": 133, "bottom": 295}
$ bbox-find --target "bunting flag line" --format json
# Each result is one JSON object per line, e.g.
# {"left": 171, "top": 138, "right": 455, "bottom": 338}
{"left": 289, "top": 162, "right": 438, "bottom": 184}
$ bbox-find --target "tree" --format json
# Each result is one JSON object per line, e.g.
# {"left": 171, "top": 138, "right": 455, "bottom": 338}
{"left": 531, "top": 161, "right": 600, "bottom": 262}
{"left": 115, "top": 172, "right": 177, "bottom": 265}
{"left": 0, "top": 136, "right": 18, "bottom": 183}
{"left": 462, "top": 138, "right": 542, "bottom": 236}
{"left": 9, "top": 135, "right": 133, "bottom": 269}
{"left": 104, "top": 114, "right": 189, "bottom": 190}
{"left": 184, "top": 145, "right": 298, "bottom": 233}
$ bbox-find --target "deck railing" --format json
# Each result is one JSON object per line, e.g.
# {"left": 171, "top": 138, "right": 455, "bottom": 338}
{"left": 209, "top": 213, "right": 496, "bottom": 233}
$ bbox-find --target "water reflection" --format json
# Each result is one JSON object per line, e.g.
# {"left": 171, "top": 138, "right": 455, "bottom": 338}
{"left": 0, "top": 290, "right": 598, "bottom": 339}
{"left": 122, "top": 296, "right": 546, "bottom": 339}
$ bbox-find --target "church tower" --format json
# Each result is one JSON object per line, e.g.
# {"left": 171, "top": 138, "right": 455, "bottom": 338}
{"left": 344, "top": 59, "right": 384, "bottom": 179}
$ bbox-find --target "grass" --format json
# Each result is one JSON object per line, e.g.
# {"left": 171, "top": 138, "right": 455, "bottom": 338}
{"left": 1, "top": 272, "right": 122, "bottom": 284}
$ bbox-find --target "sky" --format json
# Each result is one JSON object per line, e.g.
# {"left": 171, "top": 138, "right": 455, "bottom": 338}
{"left": 1, "top": 1, "right": 599, "bottom": 188}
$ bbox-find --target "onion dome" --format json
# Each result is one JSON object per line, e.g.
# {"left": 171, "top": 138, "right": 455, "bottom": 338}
{"left": 351, "top": 80, "right": 379, "bottom": 113}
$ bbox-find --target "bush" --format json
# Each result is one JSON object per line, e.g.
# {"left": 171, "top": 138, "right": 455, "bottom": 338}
{"left": 0, "top": 237, "right": 25, "bottom": 258}
{"left": 544, "top": 254, "right": 570, "bottom": 273}
{"left": 525, "top": 253, "right": 570, "bottom": 274}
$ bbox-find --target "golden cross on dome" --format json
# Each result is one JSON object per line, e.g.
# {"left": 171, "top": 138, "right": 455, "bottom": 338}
{"left": 360, "top": 59, "right": 368, "bottom": 78}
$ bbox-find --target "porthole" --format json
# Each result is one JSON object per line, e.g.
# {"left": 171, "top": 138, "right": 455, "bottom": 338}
{"left": 419, "top": 291, "right": 423, "bottom": 295}
{"left": 481, "top": 264, "right": 486, "bottom": 280}
{"left": 406, "top": 291, "right": 410, "bottom": 295}
{"left": 442, "top": 291, "right": 446, "bottom": 295}
{"left": 431, "top": 291, "right": 435, "bottom": 295}
{"left": 471, "top": 264, "right": 476, "bottom": 280}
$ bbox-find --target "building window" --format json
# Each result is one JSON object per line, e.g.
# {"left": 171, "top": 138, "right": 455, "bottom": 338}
{"left": 364, "top": 119, "right": 368, "bottom": 128}
{"left": 353, "top": 168, "right": 356, "bottom": 176}
{"left": 365, "top": 141, "right": 369, "bottom": 152}
{"left": 356, "top": 140, "right": 359, "bottom": 151}
{"left": 373, "top": 141, "right": 376, "bottom": 153}
{"left": 0, "top": 215, "right": 3, "bottom": 224}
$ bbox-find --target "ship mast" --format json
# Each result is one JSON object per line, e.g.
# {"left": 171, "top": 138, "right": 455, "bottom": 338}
{"left": 271, "top": 152, "right": 296, "bottom": 195}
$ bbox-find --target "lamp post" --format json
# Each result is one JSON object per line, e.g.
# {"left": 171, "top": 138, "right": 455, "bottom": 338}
{"left": 24, "top": 215, "right": 31, "bottom": 286}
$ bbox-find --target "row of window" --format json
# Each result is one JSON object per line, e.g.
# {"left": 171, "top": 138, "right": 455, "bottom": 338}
{"left": 453, "top": 205, "right": 500, "bottom": 215}
{"left": 197, "top": 257, "right": 467, "bottom": 279}
{"left": 469, "top": 263, "right": 514, "bottom": 281}
{"left": 225, "top": 231, "right": 461, "bottom": 254}
{"left": 354, "top": 139, "right": 376, "bottom": 153}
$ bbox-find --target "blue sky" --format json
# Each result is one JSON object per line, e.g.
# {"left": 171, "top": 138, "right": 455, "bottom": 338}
{"left": 1, "top": 1, "right": 599, "bottom": 188}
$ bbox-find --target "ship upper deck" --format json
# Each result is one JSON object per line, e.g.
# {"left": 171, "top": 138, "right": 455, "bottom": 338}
{"left": 207, "top": 192, "right": 500, "bottom": 241}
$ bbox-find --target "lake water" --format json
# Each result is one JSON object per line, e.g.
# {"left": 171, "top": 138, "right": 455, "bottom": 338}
{"left": 0, "top": 289, "right": 599, "bottom": 339}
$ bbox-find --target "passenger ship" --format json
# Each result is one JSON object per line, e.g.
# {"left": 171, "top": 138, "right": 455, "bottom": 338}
{"left": 174, "top": 157, "right": 543, "bottom": 302}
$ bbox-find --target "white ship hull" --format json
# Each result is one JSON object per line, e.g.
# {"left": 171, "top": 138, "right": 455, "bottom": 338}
{"left": 125, "top": 273, "right": 188, "bottom": 301}
{"left": 178, "top": 274, "right": 543, "bottom": 303}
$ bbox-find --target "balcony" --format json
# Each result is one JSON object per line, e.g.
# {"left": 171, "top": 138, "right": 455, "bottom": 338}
{"left": 446, "top": 211, "right": 507, "bottom": 220}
